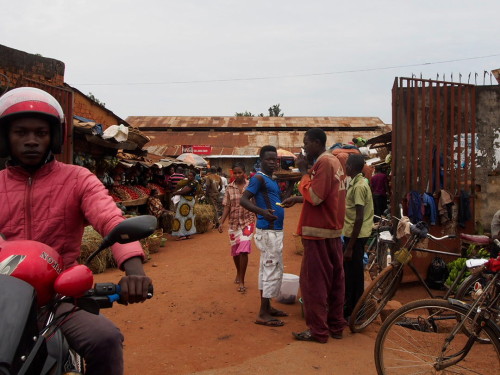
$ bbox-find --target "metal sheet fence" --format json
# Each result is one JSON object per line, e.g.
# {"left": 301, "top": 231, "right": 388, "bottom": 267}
{"left": 391, "top": 77, "right": 476, "bottom": 216}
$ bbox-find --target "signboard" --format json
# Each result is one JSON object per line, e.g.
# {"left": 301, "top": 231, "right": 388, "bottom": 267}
{"left": 182, "top": 145, "right": 212, "bottom": 155}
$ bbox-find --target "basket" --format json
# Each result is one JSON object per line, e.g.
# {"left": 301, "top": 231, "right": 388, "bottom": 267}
{"left": 194, "top": 203, "right": 215, "bottom": 233}
{"left": 147, "top": 229, "right": 163, "bottom": 254}
{"left": 127, "top": 127, "right": 150, "bottom": 148}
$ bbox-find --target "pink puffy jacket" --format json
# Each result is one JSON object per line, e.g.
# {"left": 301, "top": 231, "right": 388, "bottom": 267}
{"left": 0, "top": 160, "right": 144, "bottom": 269}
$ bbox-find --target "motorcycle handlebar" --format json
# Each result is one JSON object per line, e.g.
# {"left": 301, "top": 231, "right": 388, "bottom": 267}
{"left": 74, "top": 283, "right": 154, "bottom": 312}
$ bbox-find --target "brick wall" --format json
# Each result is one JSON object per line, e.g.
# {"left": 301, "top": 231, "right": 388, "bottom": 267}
{"left": 73, "top": 91, "right": 124, "bottom": 128}
{"left": 0, "top": 44, "right": 64, "bottom": 90}
{"left": 475, "top": 86, "right": 500, "bottom": 232}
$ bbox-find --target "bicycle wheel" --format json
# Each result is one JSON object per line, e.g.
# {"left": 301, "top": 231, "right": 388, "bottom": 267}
{"left": 349, "top": 264, "right": 403, "bottom": 333}
{"left": 455, "top": 273, "right": 488, "bottom": 303}
{"left": 376, "top": 240, "right": 392, "bottom": 272}
{"left": 374, "top": 298, "right": 500, "bottom": 375}
{"left": 366, "top": 238, "right": 392, "bottom": 280}
{"left": 455, "top": 272, "right": 497, "bottom": 344}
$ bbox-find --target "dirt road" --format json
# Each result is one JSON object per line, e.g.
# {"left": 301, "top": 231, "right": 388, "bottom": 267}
{"left": 94, "top": 204, "right": 424, "bottom": 374}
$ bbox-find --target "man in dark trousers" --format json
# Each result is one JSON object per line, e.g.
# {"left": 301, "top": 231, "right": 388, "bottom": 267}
{"left": 343, "top": 154, "right": 374, "bottom": 319}
{"left": 282, "top": 129, "right": 347, "bottom": 343}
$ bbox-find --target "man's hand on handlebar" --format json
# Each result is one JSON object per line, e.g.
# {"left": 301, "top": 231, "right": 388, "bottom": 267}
{"left": 120, "top": 257, "right": 153, "bottom": 305}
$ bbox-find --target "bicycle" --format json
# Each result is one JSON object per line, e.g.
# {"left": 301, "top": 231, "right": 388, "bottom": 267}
{"left": 365, "top": 210, "right": 395, "bottom": 280}
{"left": 349, "top": 216, "right": 465, "bottom": 333}
{"left": 373, "top": 258, "right": 500, "bottom": 374}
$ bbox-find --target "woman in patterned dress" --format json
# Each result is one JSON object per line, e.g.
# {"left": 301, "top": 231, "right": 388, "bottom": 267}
{"left": 218, "top": 163, "right": 256, "bottom": 292}
{"left": 172, "top": 170, "right": 200, "bottom": 240}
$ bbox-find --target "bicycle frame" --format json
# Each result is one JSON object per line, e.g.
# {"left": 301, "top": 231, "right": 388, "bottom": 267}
{"left": 434, "top": 272, "right": 499, "bottom": 370}
{"left": 392, "top": 233, "right": 464, "bottom": 299}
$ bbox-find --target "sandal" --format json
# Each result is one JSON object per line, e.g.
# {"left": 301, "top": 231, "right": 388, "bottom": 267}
{"left": 292, "top": 329, "right": 327, "bottom": 343}
{"left": 254, "top": 319, "right": 285, "bottom": 327}
{"left": 237, "top": 285, "right": 247, "bottom": 293}
{"left": 270, "top": 308, "right": 288, "bottom": 317}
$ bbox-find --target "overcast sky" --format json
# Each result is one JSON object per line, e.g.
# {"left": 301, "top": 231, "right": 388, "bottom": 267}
{"left": 2, "top": 1, "right": 498, "bottom": 124}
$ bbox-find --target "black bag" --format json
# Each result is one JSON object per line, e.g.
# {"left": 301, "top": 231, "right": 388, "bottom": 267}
{"left": 425, "top": 256, "right": 449, "bottom": 290}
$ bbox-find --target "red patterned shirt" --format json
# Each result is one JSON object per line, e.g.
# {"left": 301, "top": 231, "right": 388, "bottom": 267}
{"left": 223, "top": 180, "right": 256, "bottom": 230}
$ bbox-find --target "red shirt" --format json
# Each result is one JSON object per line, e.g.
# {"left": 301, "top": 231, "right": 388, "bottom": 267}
{"left": 297, "top": 152, "right": 346, "bottom": 239}
{"left": 371, "top": 173, "right": 388, "bottom": 196}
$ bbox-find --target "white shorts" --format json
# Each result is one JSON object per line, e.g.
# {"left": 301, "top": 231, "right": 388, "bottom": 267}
{"left": 254, "top": 228, "right": 284, "bottom": 298}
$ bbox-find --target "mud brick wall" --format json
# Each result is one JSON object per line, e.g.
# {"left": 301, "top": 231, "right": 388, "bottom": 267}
{"left": 475, "top": 86, "right": 500, "bottom": 232}
{"left": 73, "top": 91, "right": 124, "bottom": 128}
{"left": 0, "top": 44, "right": 64, "bottom": 89}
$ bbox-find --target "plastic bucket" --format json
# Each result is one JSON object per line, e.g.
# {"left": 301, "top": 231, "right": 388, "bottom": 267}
{"left": 276, "top": 273, "right": 300, "bottom": 304}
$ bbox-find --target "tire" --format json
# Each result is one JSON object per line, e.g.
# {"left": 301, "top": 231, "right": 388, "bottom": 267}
{"left": 374, "top": 298, "right": 500, "bottom": 375}
{"left": 376, "top": 240, "right": 392, "bottom": 272}
{"left": 349, "top": 264, "right": 403, "bottom": 333}
{"left": 455, "top": 273, "right": 487, "bottom": 303}
{"left": 366, "top": 238, "right": 392, "bottom": 281}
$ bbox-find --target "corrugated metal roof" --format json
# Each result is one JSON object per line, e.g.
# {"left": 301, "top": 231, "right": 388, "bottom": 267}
{"left": 142, "top": 129, "right": 390, "bottom": 157}
{"left": 126, "top": 116, "right": 386, "bottom": 129}
{"left": 131, "top": 116, "right": 390, "bottom": 157}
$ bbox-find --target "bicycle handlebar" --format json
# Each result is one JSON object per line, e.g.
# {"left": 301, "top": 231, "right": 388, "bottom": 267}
{"left": 427, "top": 233, "right": 456, "bottom": 241}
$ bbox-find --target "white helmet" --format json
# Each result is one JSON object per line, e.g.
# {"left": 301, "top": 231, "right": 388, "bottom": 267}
{"left": 0, "top": 87, "right": 65, "bottom": 157}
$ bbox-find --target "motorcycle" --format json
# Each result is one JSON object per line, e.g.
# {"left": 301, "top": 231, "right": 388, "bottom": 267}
{"left": 0, "top": 215, "right": 157, "bottom": 375}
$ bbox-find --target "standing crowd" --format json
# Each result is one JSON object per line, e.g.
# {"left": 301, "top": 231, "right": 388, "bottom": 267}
{"left": 0, "top": 87, "right": 385, "bottom": 375}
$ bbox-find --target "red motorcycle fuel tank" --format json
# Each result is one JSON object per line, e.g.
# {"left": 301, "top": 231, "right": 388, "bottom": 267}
{"left": 0, "top": 239, "right": 63, "bottom": 306}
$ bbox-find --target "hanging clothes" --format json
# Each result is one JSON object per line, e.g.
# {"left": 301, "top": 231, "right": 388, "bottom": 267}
{"left": 422, "top": 193, "right": 437, "bottom": 225}
{"left": 458, "top": 190, "right": 472, "bottom": 228}
{"left": 437, "top": 189, "right": 454, "bottom": 225}
{"left": 407, "top": 191, "right": 423, "bottom": 224}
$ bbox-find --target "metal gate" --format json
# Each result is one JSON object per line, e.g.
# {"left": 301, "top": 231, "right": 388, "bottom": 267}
{"left": 391, "top": 77, "right": 476, "bottom": 220}
{"left": 21, "top": 79, "right": 74, "bottom": 164}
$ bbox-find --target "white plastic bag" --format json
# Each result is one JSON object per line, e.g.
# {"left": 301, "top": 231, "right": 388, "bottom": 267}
{"left": 102, "top": 124, "right": 129, "bottom": 142}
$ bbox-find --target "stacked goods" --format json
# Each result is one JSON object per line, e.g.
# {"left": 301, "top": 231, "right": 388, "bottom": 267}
{"left": 466, "top": 244, "right": 490, "bottom": 258}
{"left": 128, "top": 186, "right": 149, "bottom": 199}
{"left": 194, "top": 203, "right": 215, "bottom": 233}
{"left": 445, "top": 258, "right": 470, "bottom": 291}
{"left": 110, "top": 186, "right": 133, "bottom": 201}
{"left": 135, "top": 185, "right": 152, "bottom": 196}
{"left": 79, "top": 226, "right": 112, "bottom": 274}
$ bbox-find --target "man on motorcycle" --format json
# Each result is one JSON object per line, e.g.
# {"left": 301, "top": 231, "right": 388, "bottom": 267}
{"left": 0, "top": 87, "right": 152, "bottom": 375}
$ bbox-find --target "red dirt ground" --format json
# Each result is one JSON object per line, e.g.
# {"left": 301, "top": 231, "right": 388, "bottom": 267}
{"left": 94, "top": 204, "right": 428, "bottom": 374}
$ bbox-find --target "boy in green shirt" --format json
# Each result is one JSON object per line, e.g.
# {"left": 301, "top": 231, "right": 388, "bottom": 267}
{"left": 343, "top": 154, "right": 374, "bottom": 318}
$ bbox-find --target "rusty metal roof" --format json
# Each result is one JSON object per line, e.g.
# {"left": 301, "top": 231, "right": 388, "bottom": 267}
{"left": 128, "top": 116, "right": 389, "bottom": 157}
{"left": 126, "top": 116, "right": 386, "bottom": 130}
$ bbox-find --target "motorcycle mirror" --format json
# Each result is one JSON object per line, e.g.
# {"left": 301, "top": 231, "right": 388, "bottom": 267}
{"left": 86, "top": 215, "right": 157, "bottom": 266}
{"left": 54, "top": 265, "right": 94, "bottom": 297}
{"left": 105, "top": 215, "right": 157, "bottom": 245}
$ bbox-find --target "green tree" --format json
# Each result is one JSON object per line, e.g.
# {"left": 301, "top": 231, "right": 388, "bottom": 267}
{"left": 235, "top": 110, "right": 255, "bottom": 117}
{"left": 235, "top": 104, "right": 283, "bottom": 117}
{"left": 268, "top": 103, "right": 284, "bottom": 117}
{"left": 88, "top": 92, "right": 106, "bottom": 107}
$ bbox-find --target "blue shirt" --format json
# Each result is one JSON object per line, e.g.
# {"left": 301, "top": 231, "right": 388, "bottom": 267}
{"left": 246, "top": 172, "right": 284, "bottom": 230}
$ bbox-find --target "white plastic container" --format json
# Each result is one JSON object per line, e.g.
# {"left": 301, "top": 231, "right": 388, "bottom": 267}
{"left": 276, "top": 273, "right": 300, "bottom": 304}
